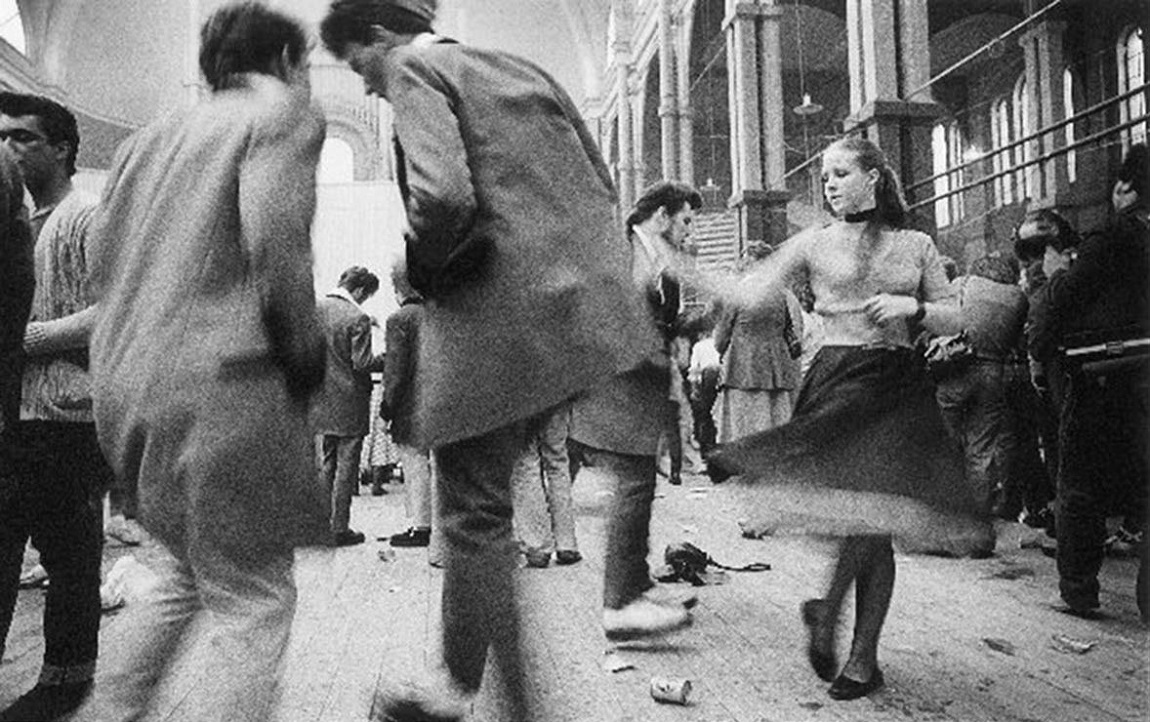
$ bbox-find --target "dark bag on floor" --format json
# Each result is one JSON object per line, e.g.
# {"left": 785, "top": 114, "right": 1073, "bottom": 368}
{"left": 658, "top": 541, "right": 771, "bottom": 586}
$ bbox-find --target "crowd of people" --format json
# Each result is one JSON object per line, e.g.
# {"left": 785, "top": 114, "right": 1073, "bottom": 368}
{"left": 0, "top": 0, "right": 1145, "bottom": 721}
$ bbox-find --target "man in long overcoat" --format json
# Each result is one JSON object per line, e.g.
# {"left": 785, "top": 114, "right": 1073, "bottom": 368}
{"left": 81, "top": 5, "right": 328, "bottom": 721}
{"left": 321, "top": 1, "right": 656, "bottom": 719}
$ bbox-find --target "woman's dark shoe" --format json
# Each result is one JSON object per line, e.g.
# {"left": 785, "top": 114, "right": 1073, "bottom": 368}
{"left": 801, "top": 599, "right": 837, "bottom": 681}
{"left": 828, "top": 669, "right": 884, "bottom": 700}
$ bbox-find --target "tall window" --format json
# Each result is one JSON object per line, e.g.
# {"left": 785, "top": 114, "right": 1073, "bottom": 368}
{"left": 1012, "top": 76, "right": 1034, "bottom": 200}
{"left": 991, "top": 98, "right": 1014, "bottom": 206}
{"left": 932, "top": 125, "right": 950, "bottom": 227}
{"left": 1063, "top": 67, "right": 1077, "bottom": 184}
{"left": 932, "top": 121, "right": 964, "bottom": 227}
{"left": 1118, "top": 27, "right": 1146, "bottom": 147}
{"left": 0, "top": 0, "right": 24, "bottom": 54}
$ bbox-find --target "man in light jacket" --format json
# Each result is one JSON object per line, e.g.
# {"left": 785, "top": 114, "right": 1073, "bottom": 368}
{"left": 81, "top": 4, "right": 328, "bottom": 721}
{"left": 321, "top": 1, "right": 656, "bottom": 719}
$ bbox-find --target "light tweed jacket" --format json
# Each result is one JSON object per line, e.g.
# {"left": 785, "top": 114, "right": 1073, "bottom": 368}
{"left": 89, "top": 74, "right": 329, "bottom": 555}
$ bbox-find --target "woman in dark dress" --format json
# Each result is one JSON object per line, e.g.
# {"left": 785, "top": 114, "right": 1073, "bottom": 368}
{"left": 708, "top": 137, "right": 992, "bottom": 700}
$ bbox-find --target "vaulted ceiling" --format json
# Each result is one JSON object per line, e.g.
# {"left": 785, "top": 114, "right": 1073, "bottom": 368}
{"left": 14, "top": 0, "right": 611, "bottom": 127}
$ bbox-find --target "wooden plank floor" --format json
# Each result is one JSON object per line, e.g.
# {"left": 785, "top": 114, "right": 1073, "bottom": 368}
{"left": 3, "top": 468, "right": 1147, "bottom": 721}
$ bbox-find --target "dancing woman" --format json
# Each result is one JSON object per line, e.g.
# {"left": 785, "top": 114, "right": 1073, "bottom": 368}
{"left": 707, "top": 136, "right": 993, "bottom": 700}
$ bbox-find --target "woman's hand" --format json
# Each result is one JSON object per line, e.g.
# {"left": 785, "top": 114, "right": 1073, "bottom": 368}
{"left": 863, "top": 293, "right": 918, "bottom": 325}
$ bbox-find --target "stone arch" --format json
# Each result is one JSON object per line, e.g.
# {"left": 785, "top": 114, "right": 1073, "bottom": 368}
{"left": 322, "top": 114, "right": 389, "bottom": 183}
{"left": 0, "top": 0, "right": 26, "bottom": 54}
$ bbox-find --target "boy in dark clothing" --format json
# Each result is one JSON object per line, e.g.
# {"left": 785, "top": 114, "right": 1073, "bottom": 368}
{"left": 1029, "top": 144, "right": 1150, "bottom": 621}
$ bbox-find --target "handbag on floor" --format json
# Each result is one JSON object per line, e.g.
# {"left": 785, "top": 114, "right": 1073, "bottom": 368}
{"left": 658, "top": 541, "right": 771, "bottom": 586}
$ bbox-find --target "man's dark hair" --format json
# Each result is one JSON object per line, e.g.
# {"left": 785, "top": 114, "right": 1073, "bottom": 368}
{"left": 1117, "top": 143, "right": 1147, "bottom": 198}
{"left": 1012, "top": 208, "right": 1080, "bottom": 262}
{"left": 339, "top": 265, "right": 380, "bottom": 297}
{"left": 199, "top": 2, "right": 309, "bottom": 92}
{"left": 321, "top": 0, "right": 434, "bottom": 59}
{"left": 0, "top": 93, "right": 79, "bottom": 177}
{"left": 626, "top": 181, "right": 703, "bottom": 234}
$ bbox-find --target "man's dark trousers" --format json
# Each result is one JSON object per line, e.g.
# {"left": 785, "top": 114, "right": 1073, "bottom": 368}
{"left": 0, "top": 421, "right": 106, "bottom": 681}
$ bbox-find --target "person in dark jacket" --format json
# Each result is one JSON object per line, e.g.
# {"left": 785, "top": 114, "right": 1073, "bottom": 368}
{"left": 1013, "top": 209, "right": 1081, "bottom": 530}
{"left": 1029, "top": 144, "right": 1150, "bottom": 621}
{"left": 0, "top": 145, "right": 31, "bottom": 441}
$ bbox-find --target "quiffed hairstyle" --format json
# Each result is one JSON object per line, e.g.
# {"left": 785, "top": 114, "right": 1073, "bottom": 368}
{"left": 825, "top": 135, "right": 909, "bottom": 228}
{"left": 1117, "top": 143, "right": 1147, "bottom": 198}
{"left": 0, "top": 93, "right": 79, "bottom": 177}
{"left": 199, "top": 1, "right": 309, "bottom": 92}
{"left": 627, "top": 181, "right": 703, "bottom": 235}
{"left": 338, "top": 265, "right": 381, "bottom": 297}
{"left": 321, "top": 0, "right": 435, "bottom": 59}
{"left": 1012, "top": 208, "right": 1080, "bottom": 262}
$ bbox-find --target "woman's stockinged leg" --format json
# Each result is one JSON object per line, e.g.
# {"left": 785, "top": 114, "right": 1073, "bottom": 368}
{"left": 804, "top": 536, "right": 867, "bottom": 680}
{"left": 840, "top": 534, "right": 894, "bottom": 682}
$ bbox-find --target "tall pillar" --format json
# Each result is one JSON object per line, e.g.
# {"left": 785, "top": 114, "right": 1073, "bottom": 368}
{"left": 724, "top": 0, "right": 790, "bottom": 251}
{"left": 185, "top": 0, "right": 204, "bottom": 104}
{"left": 1020, "top": 21, "right": 1068, "bottom": 206}
{"left": 843, "top": 0, "right": 942, "bottom": 217}
{"left": 658, "top": 0, "right": 678, "bottom": 180}
{"left": 675, "top": 16, "right": 695, "bottom": 185}
{"left": 613, "top": 2, "right": 636, "bottom": 210}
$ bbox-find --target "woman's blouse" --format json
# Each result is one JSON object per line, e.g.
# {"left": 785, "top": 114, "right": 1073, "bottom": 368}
{"left": 792, "top": 223, "right": 955, "bottom": 349}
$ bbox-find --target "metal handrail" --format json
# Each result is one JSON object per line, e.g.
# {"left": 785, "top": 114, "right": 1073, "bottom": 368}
{"left": 907, "top": 83, "right": 1148, "bottom": 192}
{"left": 907, "top": 114, "right": 1148, "bottom": 211}
{"left": 905, "top": 0, "right": 1068, "bottom": 102}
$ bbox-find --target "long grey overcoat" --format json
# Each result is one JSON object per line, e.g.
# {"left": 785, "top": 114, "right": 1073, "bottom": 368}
{"left": 89, "top": 76, "right": 330, "bottom": 556}
{"left": 386, "top": 40, "right": 656, "bottom": 448}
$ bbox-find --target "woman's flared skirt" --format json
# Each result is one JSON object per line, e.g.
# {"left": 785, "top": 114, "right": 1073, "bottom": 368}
{"left": 711, "top": 345, "right": 993, "bottom": 557}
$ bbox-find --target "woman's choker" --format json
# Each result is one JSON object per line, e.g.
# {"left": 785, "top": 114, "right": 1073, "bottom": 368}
{"left": 843, "top": 208, "right": 876, "bottom": 223}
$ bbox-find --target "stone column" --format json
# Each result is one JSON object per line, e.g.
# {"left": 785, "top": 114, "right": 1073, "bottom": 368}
{"left": 658, "top": 0, "right": 678, "bottom": 180}
{"left": 1019, "top": 20, "right": 1068, "bottom": 205}
{"left": 185, "top": 0, "right": 204, "bottom": 104}
{"left": 724, "top": 0, "right": 790, "bottom": 251}
{"left": 675, "top": 16, "right": 695, "bottom": 185}
{"left": 843, "top": 0, "right": 942, "bottom": 217}
{"left": 613, "top": 2, "right": 636, "bottom": 210}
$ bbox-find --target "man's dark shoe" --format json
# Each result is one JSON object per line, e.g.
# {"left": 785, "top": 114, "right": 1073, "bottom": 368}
{"left": 334, "top": 529, "right": 366, "bottom": 547}
{"left": 704, "top": 455, "right": 733, "bottom": 484}
{"left": 389, "top": 527, "right": 431, "bottom": 548}
{"left": 523, "top": 549, "right": 551, "bottom": 568}
{"left": 555, "top": 549, "right": 582, "bottom": 565}
{"left": 1020, "top": 507, "right": 1055, "bottom": 534}
{"left": 0, "top": 680, "right": 93, "bottom": 721}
